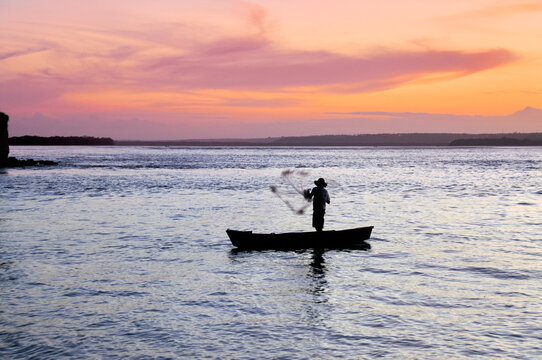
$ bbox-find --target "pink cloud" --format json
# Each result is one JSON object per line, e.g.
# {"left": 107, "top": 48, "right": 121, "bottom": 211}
{"left": 139, "top": 37, "right": 517, "bottom": 92}
{"left": 238, "top": 0, "right": 271, "bottom": 37}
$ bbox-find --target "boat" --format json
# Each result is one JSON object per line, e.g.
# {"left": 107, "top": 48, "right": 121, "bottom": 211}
{"left": 226, "top": 226, "right": 373, "bottom": 250}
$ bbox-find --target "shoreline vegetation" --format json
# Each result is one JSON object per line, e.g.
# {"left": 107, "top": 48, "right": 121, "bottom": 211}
{"left": 9, "top": 136, "right": 115, "bottom": 146}
{"left": 8, "top": 133, "right": 542, "bottom": 147}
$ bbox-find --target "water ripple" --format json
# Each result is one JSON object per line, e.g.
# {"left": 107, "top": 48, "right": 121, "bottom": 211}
{"left": 450, "top": 266, "right": 531, "bottom": 280}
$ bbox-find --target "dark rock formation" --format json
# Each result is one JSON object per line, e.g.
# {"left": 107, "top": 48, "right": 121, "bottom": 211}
{"left": 0, "top": 112, "right": 8, "bottom": 166}
{"left": 0, "top": 112, "right": 59, "bottom": 168}
{"left": 4, "top": 157, "right": 58, "bottom": 167}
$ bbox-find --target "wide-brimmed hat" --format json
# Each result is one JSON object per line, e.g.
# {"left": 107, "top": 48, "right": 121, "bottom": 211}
{"left": 314, "top": 178, "right": 327, "bottom": 187}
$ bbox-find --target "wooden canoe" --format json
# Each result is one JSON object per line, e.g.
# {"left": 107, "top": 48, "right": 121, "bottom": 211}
{"left": 226, "top": 226, "right": 373, "bottom": 250}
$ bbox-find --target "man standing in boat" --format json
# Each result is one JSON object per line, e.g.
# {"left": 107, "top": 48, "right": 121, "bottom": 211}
{"left": 306, "top": 178, "right": 330, "bottom": 232}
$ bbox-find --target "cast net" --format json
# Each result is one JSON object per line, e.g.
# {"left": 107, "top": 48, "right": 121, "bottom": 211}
{"left": 270, "top": 169, "right": 313, "bottom": 215}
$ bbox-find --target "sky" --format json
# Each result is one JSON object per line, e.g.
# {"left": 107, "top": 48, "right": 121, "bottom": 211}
{"left": 1, "top": 0, "right": 542, "bottom": 139}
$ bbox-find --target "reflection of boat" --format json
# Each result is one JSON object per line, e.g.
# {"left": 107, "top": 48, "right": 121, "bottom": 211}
{"left": 226, "top": 226, "right": 373, "bottom": 250}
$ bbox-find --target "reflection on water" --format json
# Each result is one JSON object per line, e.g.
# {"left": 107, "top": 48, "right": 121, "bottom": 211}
{"left": 308, "top": 249, "right": 327, "bottom": 301}
{"left": 1, "top": 146, "right": 541, "bottom": 359}
{"left": 306, "top": 250, "right": 329, "bottom": 328}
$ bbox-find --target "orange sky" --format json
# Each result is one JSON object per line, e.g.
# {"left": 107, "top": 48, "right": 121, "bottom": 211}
{"left": 1, "top": 0, "right": 541, "bottom": 139}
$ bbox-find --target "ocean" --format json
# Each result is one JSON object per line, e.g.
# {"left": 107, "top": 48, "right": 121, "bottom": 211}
{"left": 1, "top": 146, "right": 541, "bottom": 359}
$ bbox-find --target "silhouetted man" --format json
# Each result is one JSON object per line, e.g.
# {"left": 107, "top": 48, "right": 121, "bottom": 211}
{"left": 308, "top": 178, "right": 330, "bottom": 232}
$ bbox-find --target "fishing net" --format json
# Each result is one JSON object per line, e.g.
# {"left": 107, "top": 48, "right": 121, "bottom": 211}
{"left": 270, "top": 169, "right": 313, "bottom": 215}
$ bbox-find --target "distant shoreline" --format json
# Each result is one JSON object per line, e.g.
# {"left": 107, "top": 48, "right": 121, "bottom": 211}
{"left": 9, "top": 133, "right": 542, "bottom": 147}
{"left": 9, "top": 136, "right": 114, "bottom": 146}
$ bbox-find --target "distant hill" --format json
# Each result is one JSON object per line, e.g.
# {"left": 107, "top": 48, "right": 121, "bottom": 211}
{"left": 269, "top": 133, "right": 460, "bottom": 146}
{"left": 10, "top": 136, "right": 114, "bottom": 146}
{"left": 449, "top": 136, "right": 542, "bottom": 146}
{"left": 117, "top": 133, "right": 542, "bottom": 146}
{"left": 270, "top": 133, "right": 542, "bottom": 146}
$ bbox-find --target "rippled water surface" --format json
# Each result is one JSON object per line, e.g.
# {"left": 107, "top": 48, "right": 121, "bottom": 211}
{"left": 1, "top": 146, "right": 541, "bottom": 359}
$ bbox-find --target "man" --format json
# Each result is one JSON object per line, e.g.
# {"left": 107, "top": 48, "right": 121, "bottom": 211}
{"left": 308, "top": 178, "right": 330, "bottom": 232}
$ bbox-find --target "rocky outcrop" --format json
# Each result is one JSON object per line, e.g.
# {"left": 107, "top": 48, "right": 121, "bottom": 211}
{"left": 4, "top": 157, "right": 58, "bottom": 167}
{"left": 0, "top": 112, "right": 9, "bottom": 166}
{"left": 0, "top": 112, "right": 58, "bottom": 168}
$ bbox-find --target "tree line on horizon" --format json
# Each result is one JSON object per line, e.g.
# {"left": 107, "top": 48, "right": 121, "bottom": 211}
{"left": 9, "top": 136, "right": 114, "bottom": 146}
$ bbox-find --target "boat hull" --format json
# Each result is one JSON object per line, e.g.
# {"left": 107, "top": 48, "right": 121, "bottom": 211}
{"left": 227, "top": 226, "right": 373, "bottom": 250}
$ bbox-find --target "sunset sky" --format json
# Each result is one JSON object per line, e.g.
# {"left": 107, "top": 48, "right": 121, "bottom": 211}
{"left": 1, "top": 0, "right": 541, "bottom": 139}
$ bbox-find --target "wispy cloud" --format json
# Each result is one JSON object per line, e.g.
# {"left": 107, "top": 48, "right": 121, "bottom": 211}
{"left": 241, "top": 0, "right": 272, "bottom": 36}
{"left": 140, "top": 43, "right": 517, "bottom": 92}
{"left": 0, "top": 47, "right": 49, "bottom": 61}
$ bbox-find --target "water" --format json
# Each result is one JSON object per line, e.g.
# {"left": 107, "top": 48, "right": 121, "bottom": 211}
{"left": 1, "top": 146, "right": 541, "bottom": 359}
